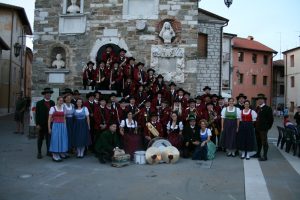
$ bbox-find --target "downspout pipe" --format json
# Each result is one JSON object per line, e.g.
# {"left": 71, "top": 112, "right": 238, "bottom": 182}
{"left": 8, "top": 10, "right": 15, "bottom": 113}
{"left": 219, "top": 21, "right": 228, "bottom": 96}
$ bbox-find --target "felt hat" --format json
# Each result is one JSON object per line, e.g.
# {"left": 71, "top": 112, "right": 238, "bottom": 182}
{"left": 168, "top": 82, "right": 176, "bottom": 87}
{"left": 236, "top": 93, "right": 247, "bottom": 100}
{"left": 62, "top": 88, "right": 73, "bottom": 95}
{"left": 119, "top": 48, "right": 127, "bottom": 53}
{"left": 202, "top": 86, "right": 211, "bottom": 91}
{"left": 86, "top": 92, "right": 95, "bottom": 99}
{"left": 256, "top": 93, "right": 267, "bottom": 100}
{"left": 41, "top": 88, "right": 53, "bottom": 95}
{"left": 87, "top": 61, "right": 95, "bottom": 66}
{"left": 157, "top": 74, "right": 164, "bottom": 79}
{"left": 147, "top": 68, "right": 155, "bottom": 73}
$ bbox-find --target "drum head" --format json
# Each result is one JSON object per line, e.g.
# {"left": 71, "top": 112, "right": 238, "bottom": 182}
{"left": 162, "top": 146, "right": 180, "bottom": 164}
{"left": 148, "top": 137, "right": 172, "bottom": 149}
{"left": 145, "top": 147, "right": 161, "bottom": 165}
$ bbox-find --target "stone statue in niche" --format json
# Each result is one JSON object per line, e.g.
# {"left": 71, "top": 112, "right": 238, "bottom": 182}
{"left": 159, "top": 21, "right": 175, "bottom": 44}
{"left": 67, "top": 0, "right": 80, "bottom": 14}
{"left": 52, "top": 54, "right": 65, "bottom": 69}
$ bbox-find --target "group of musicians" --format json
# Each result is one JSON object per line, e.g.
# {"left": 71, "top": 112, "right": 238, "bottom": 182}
{"left": 37, "top": 45, "right": 273, "bottom": 163}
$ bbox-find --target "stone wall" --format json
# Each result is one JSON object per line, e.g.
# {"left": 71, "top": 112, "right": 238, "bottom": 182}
{"left": 32, "top": 0, "right": 225, "bottom": 97}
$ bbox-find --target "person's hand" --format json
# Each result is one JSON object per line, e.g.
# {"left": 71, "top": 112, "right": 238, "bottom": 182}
{"left": 185, "top": 142, "right": 189, "bottom": 147}
{"left": 36, "top": 125, "right": 40, "bottom": 131}
{"left": 201, "top": 141, "right": 206, "bottom": 147}
{"left": 48, "top": 128, "right": 51, "bottom": 134}
{"left": 236, "top": 127, "right": 239, "bottom": 133}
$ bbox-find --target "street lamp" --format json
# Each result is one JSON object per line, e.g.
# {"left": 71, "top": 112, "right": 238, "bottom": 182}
{"left": 14, "top": 42, "right": 22, "bottom": 57}
{"left": 224, "top": 0, "right": 233, "bottom": 8}
{"left": 198, "top": 0, "right": 233, "bottom": 8}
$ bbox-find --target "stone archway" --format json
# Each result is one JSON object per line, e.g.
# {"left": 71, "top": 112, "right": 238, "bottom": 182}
{"left": 96, "top": 43, "right": 121, "bottom": 66}
{"left": 89, "top": 37, "right": 132, "bottom": 65}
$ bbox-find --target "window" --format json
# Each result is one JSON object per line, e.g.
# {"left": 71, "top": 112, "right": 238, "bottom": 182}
{"left": 238, "top": 52, "right": 244, "bottom": 62}
{"left": 263, "top": 76, "right": 268, "bottom": 86}
{"left": 238, "top": 73, "right": 244, "bottom": 84}
{"left": 291, "top": 76, "right": 295, "bottom": 87}
{"left": 263, "top": 55, "right": 268, "bottom": 65}
{"left": 252, "top": 54, "right": 257, "bottom": 63}
{"left": 252, "top": 75, "right": 257, "bottom": 85}
{"left": 198, "top": 33, "right": 208, "bottom": 58}
{"left": 290, "top": 55, "right": 294, "bottom": 67}
{"left": 279, "top": 71, "right": 284, "bottom": 77}
{"left": 279, "top": 85, "right": 284, "bottom": 95}
{"left": 290, "top": 102, "right": 295, "bottom": 112}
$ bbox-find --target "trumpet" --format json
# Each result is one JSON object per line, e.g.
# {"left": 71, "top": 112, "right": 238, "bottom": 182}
{"left": 120, "top": 57, "right": 127, "bottom": 67}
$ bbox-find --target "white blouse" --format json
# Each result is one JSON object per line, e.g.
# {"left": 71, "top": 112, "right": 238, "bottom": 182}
{"left": 240, "top": 109, "right": 257, "bottom": 122}
{"left": 167, "top": 121, "right": 184, "bottom": 131}
{"left": 221, "top": 107, "right": 241, "bottom": 119}
{"left": 49, "top": 106, "right": 64, "bottom": 114}
{"left": 120, "top": 119, "right": 137, "bottom": 128}
{"left": 200, "top": 128, "right": 212, "bottom": 137}
{"left": 75, "top": 107, "right": 90, "bottom": 116}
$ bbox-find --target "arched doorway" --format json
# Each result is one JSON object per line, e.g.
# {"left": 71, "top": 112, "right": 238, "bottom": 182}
{"left": 96, "top": 43, "right": 121, "bottom": 66}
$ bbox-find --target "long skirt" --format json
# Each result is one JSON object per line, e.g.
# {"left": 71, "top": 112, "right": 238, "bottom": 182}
{"left": 237, "top": 121, "right": 256, "bottom": 151}
{"left": 220, "top": 118, "right": 237, "bottom": 150}
{"left": 73, "top": 118, "right": 90, "bottom": 147}
{"left": 122, "top": 133, "right": 142, "bottom": 159}
{"left": 49, "top": 122, "right": 68, "bottom": 153}
{"left": 168, "top": 133, "right": 183, "bottom": 150}
{"left": 66, "top": 117, "right": 74, "bottom": 149}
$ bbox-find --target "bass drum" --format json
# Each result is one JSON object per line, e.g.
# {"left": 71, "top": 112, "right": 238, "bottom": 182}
{"left": 147, "top": 137, "right": 172, "bottom": 154}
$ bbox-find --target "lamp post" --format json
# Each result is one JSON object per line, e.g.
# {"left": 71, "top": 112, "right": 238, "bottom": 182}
{"left": 14, "top": 42, "right": 22, "bottom": 57}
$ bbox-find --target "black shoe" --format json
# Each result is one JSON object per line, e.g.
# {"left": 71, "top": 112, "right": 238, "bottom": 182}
{"left": 259, "top": 157, "right": 267, "bottom": 161}
{"left": 251, "top": 153, "right": 261, "bottom": 158}
{"left": 240, "top": 156, "right": 245, "bottom": 159}
{"left": 37, "top": 153, "right": 42, "bottom": 159}
{"left": 98, "top": 157, "right": 106, "bottom": 164}
{"left": 246, "top": 157, "right": 250, "bottom": 160}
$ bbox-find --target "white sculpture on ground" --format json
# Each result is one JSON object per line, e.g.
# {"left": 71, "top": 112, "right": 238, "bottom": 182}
{"left": 159, "top": 22, "right": 175, "bottom": 44}
{"left": 67, "top": 0, "right": 80, "bottom": 14}
{"left": 52, "top": 54, "right": 65, "bottom": 69}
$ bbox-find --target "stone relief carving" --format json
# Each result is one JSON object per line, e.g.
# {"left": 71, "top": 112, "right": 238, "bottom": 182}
{"left": 52, "top": 54, "right": 66, "bottom": 69}
{"left": 159, "top": 22, "right": 175, "bottom": 44}
{"left": 67, "top": 0, "right": 80, "bottom": 14}
{"left": 151, "top": 45, "right": 185, "bottom": 83}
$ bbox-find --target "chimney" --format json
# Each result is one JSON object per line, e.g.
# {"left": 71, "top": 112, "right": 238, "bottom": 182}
{"left": 247, "top": 36, "right": 254, "bottom": 40}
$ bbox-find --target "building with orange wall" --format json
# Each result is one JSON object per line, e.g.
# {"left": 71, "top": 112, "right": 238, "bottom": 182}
{"left": 232, "top": 36, "right": 277, "bottom": 106}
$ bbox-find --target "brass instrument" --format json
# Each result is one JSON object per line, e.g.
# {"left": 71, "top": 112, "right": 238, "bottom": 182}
{"left": 106, "top": 55, "right": 112, "bottom": 67}
{"left": 146, "top": 122, "right": 160, "bottom": 137}
{"left": 109, "top": 69, "right": 113, "bottom": 90}
{"left": 120, "top": 57, "right": 127, "bottom": 67}
{"left": 97, "top": 68, "right": 102, "bottom": 83}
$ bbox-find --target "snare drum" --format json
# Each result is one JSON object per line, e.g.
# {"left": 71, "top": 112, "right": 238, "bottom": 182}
{"left": 134, "top": 151, "right": 146, "bottom": 164}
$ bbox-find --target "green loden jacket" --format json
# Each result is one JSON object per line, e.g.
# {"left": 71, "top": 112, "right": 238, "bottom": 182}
{"left": 95, "top": 130, "right": 121, "bottom": 154}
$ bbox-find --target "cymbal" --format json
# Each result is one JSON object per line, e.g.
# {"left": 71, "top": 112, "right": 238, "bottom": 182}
{"left": 162, "top": 146, "right": 180, "bottom": 164}
{"left": 145, "top": 147, "right": 161, "bottom": 165}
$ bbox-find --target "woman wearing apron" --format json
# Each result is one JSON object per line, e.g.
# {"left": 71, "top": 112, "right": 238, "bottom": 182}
{"left": 167, "top": 112, "right": 184, "bottom": 151}
{"left": 192, "top": 119, "right": 212, "bottom": 160}
{"left": 48, "top": 96, "right": 68, "bottom": 162}
{"left": 220, "top": 98, "right": 241, "bottom": 157}
{"left": 120, "top": 111, "right": 141, "bottom": 159}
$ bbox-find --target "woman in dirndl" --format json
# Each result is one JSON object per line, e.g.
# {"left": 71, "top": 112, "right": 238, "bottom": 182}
{"left": 73, "top": 98, "right": 90, "bottom": 158}
{"left": 167, "top": 111, "right": 184, "bottom": 150}
{"left": 237, "top": 100, "right": 257, "bottom": 160}
{"left": 192, "top": 119, "right": 212, "bottom": 160}
{"left": 63, "top": 94, "right": 75, "bottom": 153}
{"left": 48, "top": 96, "right": 69, "bottom": 162}
{"left": 220, "top": 98, "right": 241, "bottom": 157}
{"left": 120, "top": 111, "right": 141, "bottom": 159}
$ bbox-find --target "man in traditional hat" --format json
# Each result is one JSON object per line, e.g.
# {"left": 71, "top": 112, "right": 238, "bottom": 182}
{"left": 125, "top": 96, "right": 139, "bottom": 120}
{"left": 167, "top": 82, "right": 177, "bottom": 105}
{"left": 123, "top": 78, "right": 136, "bottom": 98}
{"left": 95, "top": 123, "right": 121, "bottom": 164}
{"left": 117, "top": 48, "right": 128, "bottom": 68}
{"left": 146, "top": 68, "right": 156, "bottom": 89}
{"left": 71, "top": 90, "right": 81, "bottom": 105}
{"left": 252, "top": 93, "right": 274, "bottom": 161}
{"left": 182, "top": 115, "right": 200, "bottom": 158}
{"left": 100, "top": 44, "right": 116, "bottom": 67}
{"left": 144, "top": 112, "right": 164, "bottom": 143}
{"left": 84, "top": 92, "right": 96, "bottom": 150}
{"left": 134, "top": 62, "right": 147, "bottom": 86}
{"left": 176, "top": 88, "right": 188, "bottom": 109}
{"left": 124, "top": 57, "right": 136, "bottom": 80}
{"left": 183, "top": 99, "right": 198, "bottom": 124}
{"left": 83, "top": 61, "right": 96, "bottom": 90}
{"left": 95, "top": 60, "right": 108, "bottom": 90}
{"left": 36, "top": 88, "right": 55, "bottom": 159}
{"left": 138, "top": 99, "right": 154, "bottom": 130}
{"left": 134, "top": 84, "right": 148, "bottom": 106}
{"left": 201, "top": 86, "right": 211, "bottom": 99}
{"left": 235, "top": 93, "right": 247, "bottom": 110}
{"left": 152, "top": 74, "right": 167, "bottom": 95}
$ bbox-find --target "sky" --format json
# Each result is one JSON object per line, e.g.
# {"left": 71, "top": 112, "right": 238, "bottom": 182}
{"left": 1, "top": 0, "right": 300, "bottom": 60}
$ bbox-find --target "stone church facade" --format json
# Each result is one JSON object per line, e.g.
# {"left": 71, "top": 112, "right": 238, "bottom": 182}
{"left": 32, "top": 0, "right": 228, "bottom": 97}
